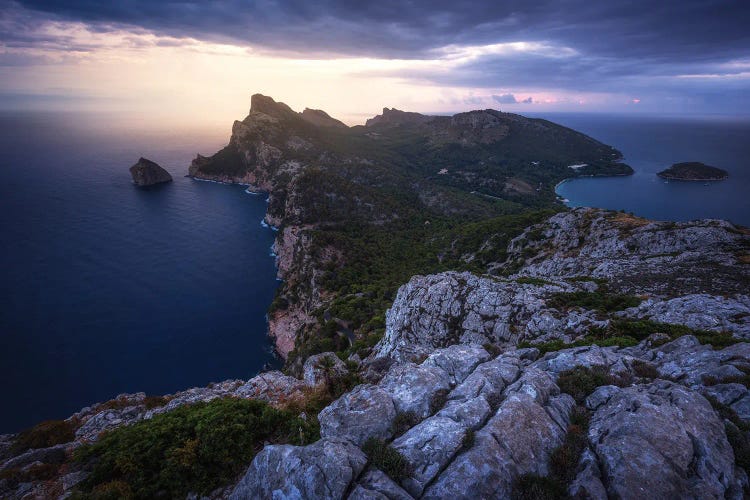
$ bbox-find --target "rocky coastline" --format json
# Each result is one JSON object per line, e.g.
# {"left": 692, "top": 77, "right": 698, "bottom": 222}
{"left": 3, "top": 96, "right": 749, "bottom": 499}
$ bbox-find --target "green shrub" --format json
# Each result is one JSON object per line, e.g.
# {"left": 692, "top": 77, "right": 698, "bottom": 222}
{"left": 632, "top": 360, "right": 660, "bottom": 379}
{"left": 392, "top": 412, "right": 419, "bottom": 436}
{"left": 519, "top": 320, "right": 739, "bottom": 355}
{"left": 557, "top": 366, "right": 619, "bottom": 404}
{"left": 362, "top": 437, "right": 412, "bottom": 482}
{"left": 430, "top": 389, "right": 450, "bottom": 414}
{"left": 549, "top": 407, "right": 589, "bottom": 482}
{"left": 513, "top": 406, "right": 591, "bottom": 499}
{"left": 515, "top": 276, "right": 552, "bottom": 286}
{"left": 512, "top": 474, "right": 565, "bottom": 500}
{"left": 461, "top": 429, "right": 475, "bottom": 451}
{"left": 547, "top": 291, "right": 642, "bottom": 313}
{"left": 11, "top": 419, "right": 76, "bottom": 455}
{"left": 482, "top": 342, "right": 503, "bottom": 357}
{"left": 74, "top": 398, "right": 318, "bottom": 499}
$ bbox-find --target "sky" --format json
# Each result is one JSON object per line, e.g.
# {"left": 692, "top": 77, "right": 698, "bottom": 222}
{"left": 1, "top": 0, "right": 749, "bottom": 126}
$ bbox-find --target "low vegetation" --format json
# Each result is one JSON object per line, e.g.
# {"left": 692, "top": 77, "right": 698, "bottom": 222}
{"left": 519, "top": 319, "right": 740, "bottom": 353}
{"left": 72, "top": 398, "right": 318, "bottom": 499}
{"left": 513, "top": 407, "right": 591, "bottom": 499}
{"left": 556, "top": 366, "right": 624, "bottom": 404}
{"left": 362, "top": 437, "right": 413, "bottom": 482}
{"left": 546, "top": 290, "right": 642, "bottom": 313}
{"left": 10, "top": 419, "right": 76, "bottom": 455}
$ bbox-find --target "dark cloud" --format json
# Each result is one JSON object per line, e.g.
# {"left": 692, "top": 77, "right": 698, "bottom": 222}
{"left": 1, "top": 0, "right": 749, "bottom": 112}
{"left": 6, "top": 0, "right": 750, "bottom": 62}
{"left": 492, "top": 93, "right": 518, "bottom": 104}
{"left": 521, "top": 97, "right": 533, "bottom": 103}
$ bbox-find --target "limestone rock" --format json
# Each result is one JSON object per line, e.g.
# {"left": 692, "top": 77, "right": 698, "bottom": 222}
{"left": 318, "top": 384, "right": 397, "bottom": 446}
{"left": 379, "top": 362, "right": 451, "bottom": 418}
{"left": 129, "top": 157, "right": 172, "bottom": 186}
{"left": 348, "top": 470, "right": 413, "bottom": 500}
{"left": 581, "top": 381, "right": 741, "bottom": 499}
{"left": 230, "top": 439, "right": 367, "bottom": 499}
{"left": 303, "top": 352, "right": 349, "bottom": 386}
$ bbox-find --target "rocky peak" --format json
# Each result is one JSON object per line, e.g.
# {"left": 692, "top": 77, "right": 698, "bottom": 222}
{"left": 249, "top": 93, "right": 297, "bottom": 120}
{"left": 300, "top": 108, "right": 348, "bottom": 128}
{"left": 365, "top": 107, "right": 432, "bottom": 127}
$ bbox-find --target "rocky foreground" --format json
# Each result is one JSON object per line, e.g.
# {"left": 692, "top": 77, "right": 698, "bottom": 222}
{"left": 1, "top": 207, "right": 748, "bottom": 499}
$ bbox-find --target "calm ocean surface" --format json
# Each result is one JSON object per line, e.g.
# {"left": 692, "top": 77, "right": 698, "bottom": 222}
{"left": 0, "top": 112, "right": 280, "bottom": 432}
{"left": 541, "top": 113, "right": 750, "bottom": 226}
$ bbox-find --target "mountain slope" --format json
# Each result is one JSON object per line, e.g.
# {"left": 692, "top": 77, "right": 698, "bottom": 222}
{"left": 188, "top": 94, "right": 633, "bottom": 363}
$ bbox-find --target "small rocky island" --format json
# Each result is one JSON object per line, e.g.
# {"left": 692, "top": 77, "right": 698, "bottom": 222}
{"left": 658, "top": 161, "right": 728, "bottom": 181}
{"left": 129, "top": 157, "right": 173, "bottom": 186}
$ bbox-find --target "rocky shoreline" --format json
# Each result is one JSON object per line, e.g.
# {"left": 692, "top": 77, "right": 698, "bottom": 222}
{"left": 2, "top": 206, "right": 749, "bottom": 499}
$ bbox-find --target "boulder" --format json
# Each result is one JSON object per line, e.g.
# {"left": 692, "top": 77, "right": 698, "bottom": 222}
{"left": 303, "top": 352, "right": 348, "bottom": 387}
{"left": 318, "top": 384, "right": 397, "bottom": 446}
{"left": 580, "top": 381, "right": 741, "bottom": 499}
{"left": 230, "top": 439, "right": 367, "bottom": 499}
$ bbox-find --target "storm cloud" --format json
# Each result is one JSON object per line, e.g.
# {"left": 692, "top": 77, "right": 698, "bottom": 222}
{"left": 1, "top": 0, "right": 749, "bottom": 114}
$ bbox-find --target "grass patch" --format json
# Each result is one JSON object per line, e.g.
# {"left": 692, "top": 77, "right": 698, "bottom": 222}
{"left": 430, "top": 389, "right": 450, "bottom": 414}
{"left": 461, "top": 429, "right": 475, "bottom": 451}
{"left": 73, "top": 398, "right": 318, "bottom": 499}
{"left": 631, "top": 360, "right": 659, "bottom": 379}
{"left": 362, "top": 437, "right": 412, "bottom": 482}
{"left": 515, "top": 276, "right": 554, "bottom": 286}
{"left": 513, "top": 405, "right": 592, "bottom": 498}
{"left": 705, "top": 396, "right": 750, "bottom": 476}
{"left": 392, "top": 411, "right": 419, "bottom": 436}
{"left": 10, "top": 419, "right": 76, "bottom": 455}
{"left": 547, "top": 290, "right": 642, "bottom": 313}
{"left": 519, "top": 319, "right": 740, "bottom": 354}
{"left": 557, "top": 366, "right": 623, "bottom": 404}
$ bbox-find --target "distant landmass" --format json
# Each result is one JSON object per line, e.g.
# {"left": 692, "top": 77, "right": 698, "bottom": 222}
{"left": 657, "top": 161, "right": 728, "bottom": 181}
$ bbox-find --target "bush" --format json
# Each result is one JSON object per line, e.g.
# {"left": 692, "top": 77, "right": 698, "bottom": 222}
{"left": 632, "top": 360, "right": 659, "bottom": 379}
{"left": 11, "top": 419, "right": 76, "bottom": 455}
{"left": 392, "top": 412, "right": 419, "bottom": 436}
{"left": 557, "top": 366, "right": 619, "bottom": 404}
{"left": 547, "top": 291, "right": 642, "bottom": 313}
{"left": 519, "top": 319, "right": 739, "bottom": 355}
{"left": 73, "top": 398, "right": 318, "bottom": 499}
{"left": 430, "top": 389, "right": 450, "bottom": 414}
{"left": 362, "top": 437, "right": 412, "bottom": 482}
{"left": 513, "top": 406, "right": 591, "bottom": 500}
{"left": 512, "top": 474, "right": 565, "bottom": 500}
{"left": 461, "top": 429, "right": 475, "bottom": 451}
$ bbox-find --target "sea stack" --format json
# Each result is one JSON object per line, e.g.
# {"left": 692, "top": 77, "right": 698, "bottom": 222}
{"left": 129, "top": 157, "right": 173, "bottom": 186}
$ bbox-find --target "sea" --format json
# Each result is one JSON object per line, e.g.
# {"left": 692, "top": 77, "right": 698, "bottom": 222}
{"left": 0, "top": 112, "right": 280, "bottom": 433}
{"left": 1, "top": 111, "right": 748, "bottom": 433}
{"left": 543, "top": 113, "right": 750, "bottom": 226}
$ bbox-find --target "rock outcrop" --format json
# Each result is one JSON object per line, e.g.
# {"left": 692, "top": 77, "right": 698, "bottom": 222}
{"left": 228, "top": 333, "right": 750, "bottom": 499}
{"left": 128, "top": 157, "right": 172, "bottom": 186}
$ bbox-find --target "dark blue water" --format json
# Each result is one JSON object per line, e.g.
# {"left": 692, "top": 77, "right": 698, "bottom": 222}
{"left": 540, "top": 114, "right": 750, "bottom": 226}
{"left": 0, "top": 112, "right": 280, "bottom": 433}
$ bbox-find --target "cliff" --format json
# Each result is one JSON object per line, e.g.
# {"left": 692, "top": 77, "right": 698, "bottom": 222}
{"left": 3, "top": 207, "right": 749, "bottom": 499}
{"left": 187, "top": 94, "right": 633, "bottom": 362}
